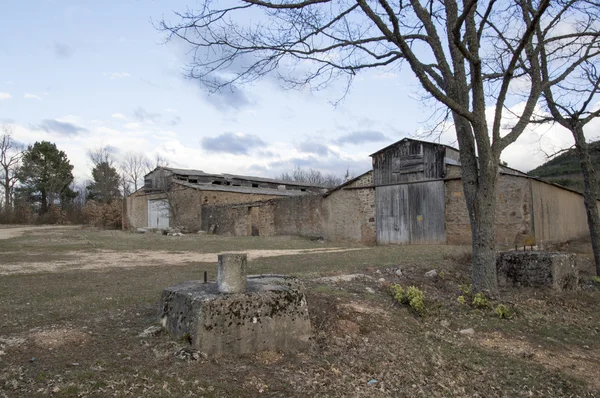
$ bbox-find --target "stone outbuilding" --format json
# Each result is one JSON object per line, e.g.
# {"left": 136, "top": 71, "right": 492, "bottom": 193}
{"left": 123, "top": 167, "right": 325, "bottom": 231}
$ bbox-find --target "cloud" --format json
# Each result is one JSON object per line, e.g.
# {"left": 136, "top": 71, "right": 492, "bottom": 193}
{"left": 111, "top": 113, "right": 127, "bottom": 120}
{"left": 199, "top": 77, "right": 252, "bottom": 111}
{"left": 169, "top": 116, "right": 182, "bottom": 126}
{"left": 133, "top": 107, "right": 160, "bottom": 123}
{"left": 334, "top": 130, "right": 390, "bottom": 146}
{"left": 201, "top": 132, "right": 267, "bottom": 155}
{"left": 125, "top": 122, "right": 141, "bottom": 129}
{"left": 297, "top": 140, "right": 330, "bottom": 156}
{"left": 164, "top": 108, "right": 177, "bottom": 113}
{"left": 54, "top": 42, "right": 74, "bottom": 59}
{"left": 104, "top": 72, "right": 132, "bottom": 80}
{"left": 0, "top": 92, "right": 12, "bottom": 100}
{"left": 24, "top": 93, "right": 42, "bottom": 100}
{"left": 35, "top": 119, "right": 88, "bottom": 136}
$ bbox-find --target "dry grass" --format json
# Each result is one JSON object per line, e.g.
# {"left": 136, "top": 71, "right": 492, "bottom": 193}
{"left": 0, "top": 226, "right": 599, "bottom": 397}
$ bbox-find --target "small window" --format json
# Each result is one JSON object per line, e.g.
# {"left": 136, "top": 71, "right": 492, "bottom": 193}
{"left": 189, "top": 179, "right": 198, "bottom": 183}
{"left": 212, "top": 181, "right": 222, "bottom": 185}
{"left": 252, "top": 183, "right": 259, "bottom": 188}
{"left": 301, "top": 188, "right": 306, "bottom": 192}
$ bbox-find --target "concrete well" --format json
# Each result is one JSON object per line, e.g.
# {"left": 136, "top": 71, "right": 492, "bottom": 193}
{"left": 159, "top": 274, "right": 312, "bottom": 356}
{"left": 496, "top": 251, "right": 578, "bottom": 290}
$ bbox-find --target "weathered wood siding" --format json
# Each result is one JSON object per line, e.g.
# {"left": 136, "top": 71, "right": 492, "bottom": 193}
{"left": 372, "top": 140, "right": 446, "bottom": 185}
{"left": 376, "top": 181, "right": 446, "bottom": 244}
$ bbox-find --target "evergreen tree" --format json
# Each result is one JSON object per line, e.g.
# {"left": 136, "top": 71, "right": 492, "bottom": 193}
{"left": 86, "top": 162, "right": 121, "bottom": 204}
{"left": 18, "top": 141, "right": 76, "bottom": 215}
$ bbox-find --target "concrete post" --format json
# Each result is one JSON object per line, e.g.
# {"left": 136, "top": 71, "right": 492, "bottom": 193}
{"left": 217, "top": 253, "right": 247, "bottom": 293}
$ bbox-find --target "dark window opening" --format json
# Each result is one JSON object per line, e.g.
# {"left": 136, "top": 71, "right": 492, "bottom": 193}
{"left": 301, "top": 188, "right": 306, "bottom": 192}
{"left": 212, "top": 181, "right": 222, "bottom": 185}
{"left": 189, "top": 179, "right": 198, "bottom": 183}
{"left": 252, "top": 183, "right": 259, "bottom": 188}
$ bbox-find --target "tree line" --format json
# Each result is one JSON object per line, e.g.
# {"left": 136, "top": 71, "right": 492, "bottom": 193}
{"left": 0, "top": 125, "right": 166, "bottom": 226}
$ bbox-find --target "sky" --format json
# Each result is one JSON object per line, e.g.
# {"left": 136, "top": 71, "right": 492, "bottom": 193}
{"left": 0, "top": 0, "right": 597, "bottom": 184}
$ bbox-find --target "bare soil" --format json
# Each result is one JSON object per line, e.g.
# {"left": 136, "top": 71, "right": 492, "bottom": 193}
{"left": 0, "top": 226, "right": 599, "bottom": 397}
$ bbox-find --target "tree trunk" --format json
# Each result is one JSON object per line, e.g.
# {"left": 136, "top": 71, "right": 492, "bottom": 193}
{"left": 454, "top": 118, "right": 499, "bottom": 295}
{"left": 40, "top": 190, "right": 48, "bottom": 215}
{"left": 470, "top": 180, "right": 499, "bottom": 295}
{"left": 572, "top": 123, "right": 600, "bottom": 276}
{"left": 3, "top": 167, "right": 9, "bottom": 210}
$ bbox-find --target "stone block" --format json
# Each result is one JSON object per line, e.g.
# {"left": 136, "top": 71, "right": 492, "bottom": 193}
{"left": 159, "top": 275, "right": 312, "bottom": 356}
{"left": 496, "top": 251, "right": 578, "bottom": 290}
{"left": 217, "top": 253, "right": 247, "bottom": 293}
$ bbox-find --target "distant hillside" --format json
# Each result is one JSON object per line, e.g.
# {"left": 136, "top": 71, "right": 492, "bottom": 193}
{"left": 528, "top": 140, "right": 600, "bottom": 194}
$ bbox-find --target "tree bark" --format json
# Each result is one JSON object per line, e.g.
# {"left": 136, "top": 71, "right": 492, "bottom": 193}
{"left": 40, "top": 189, "right": 48, "bottom": 215}
{"left": 2, "top": 166, "right": 9, "bottom": 209}
{"left": 470, "top": 174, "right": 499, "bottom": 295}
{"left": 572, "top": 123, "right": 600, "bottom": 276}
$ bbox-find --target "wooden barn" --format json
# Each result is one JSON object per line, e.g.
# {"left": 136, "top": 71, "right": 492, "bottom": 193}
{"left": 371, "top": 138, "right": 596, "bottom": 247}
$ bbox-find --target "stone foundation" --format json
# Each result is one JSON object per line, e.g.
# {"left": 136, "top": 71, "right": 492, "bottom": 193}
{"left": 159, "top": 275, "right": 312, "bottom": 356}
{"left": 496, "top": 251, "right": 578, "bottom": 290}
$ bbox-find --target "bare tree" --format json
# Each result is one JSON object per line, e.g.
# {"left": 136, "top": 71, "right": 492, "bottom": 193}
{"left": 0, "top": 125, "right": 24, "bottom": 211}
{"left": 120, "top": 152, "right": 152, "bottom": 193}
{"left": 530, "top": 7, "right": 600, "bottom": 275}
{"left": 160, "top": 0, "right": 598, "bottom": 293}
{"left": 153, "top": 153, "right": 170, "bottom": 169}
{"left": 280, "top": 166, "right": 343, "bottom": 188}
{"left": 88, "top": 145, "right": 117, "bottom": 167}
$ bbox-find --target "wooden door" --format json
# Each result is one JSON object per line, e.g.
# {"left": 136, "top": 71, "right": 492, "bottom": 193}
{"left": 376, "top": 181, "right": 445, "bottom": 244}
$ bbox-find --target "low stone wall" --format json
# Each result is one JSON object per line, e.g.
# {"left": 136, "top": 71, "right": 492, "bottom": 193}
{"left": 496, "top": 251, "right": 578, "bottom": 290}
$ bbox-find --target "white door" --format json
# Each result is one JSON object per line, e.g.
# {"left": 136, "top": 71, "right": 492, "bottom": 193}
{"left": 148, "top": 200, "right": 170, "bottom": 229}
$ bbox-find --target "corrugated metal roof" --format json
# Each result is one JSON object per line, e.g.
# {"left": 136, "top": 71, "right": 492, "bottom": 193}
{"left": 151, "top": 167, "right": 326, "bottom": 188}
{"left": 173, "top": 180, "right": 314, "bottom": 197}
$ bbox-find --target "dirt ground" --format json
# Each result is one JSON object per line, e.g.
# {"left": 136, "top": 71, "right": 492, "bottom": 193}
{"left": 1, "top": 226, "right": 599, "bottom": 397}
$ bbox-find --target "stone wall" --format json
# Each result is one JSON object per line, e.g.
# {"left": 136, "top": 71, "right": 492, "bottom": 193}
{"left": 201, "top": 194, "right": 325, "bottom": 238}
{"left": 200, "top": 171, "right": 376, "bottom": 244}
{"left": 530, "top": 180, "right": 597, "bottom": 245}
{"left": 445, "top": 174, "right": 534, "bottom": 246}
{"left": 124, "top": 185, "right": 282, "bottom": 231}
{"left": 324, "top": 172, "right": 376, "bottom": 244}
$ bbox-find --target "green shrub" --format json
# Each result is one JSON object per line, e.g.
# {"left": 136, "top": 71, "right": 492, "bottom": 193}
{"left": 592, "top": 276, "right": 600, "bottom": 284}
{"left": 459, "top": 284, "right": 472, "bottom": 295}
{"left": 405, "top": 286, "right": 425, "bottom": 316}
{"left": 457, "top": 295, "right": 466, "bottom": 305}
{"left": 389, "top": 284, "right": 425, "bottom": 316}
{"left": 472, "top": 292, "right": 489, "bottom": 309}
{"left": 495, "top": 304, "right": 511, "bottom": 319}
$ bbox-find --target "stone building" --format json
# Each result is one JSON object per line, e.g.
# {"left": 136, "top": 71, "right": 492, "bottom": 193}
{"left": 123, "top": 167, "right": 325, "bottom": 231}
{"left": 124, "top": 138, "right": 597, "bottom": 247}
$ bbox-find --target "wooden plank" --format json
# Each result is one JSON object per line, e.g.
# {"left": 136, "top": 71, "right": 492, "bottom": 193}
{"left": 408, "top": 181, "right": 446, "bottom": 244}
{"left": 376, "top": 185, "right": 410, "bottom": 244}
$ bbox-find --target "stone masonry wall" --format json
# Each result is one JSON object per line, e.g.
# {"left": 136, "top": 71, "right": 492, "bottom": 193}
{"left": 201, "top": 194, "right": 324, "bottom": 238}
{"left": 200, "top": 171, "right": 376, "bottom": 244}
{"left": 446, "top": 174, "right": 534, "bottom": 246}
{"left": 124, "top": 185, "right": 282, "bottom": 231}
{"left": 324, "top": 172, "right": 376, "bottom": 244}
